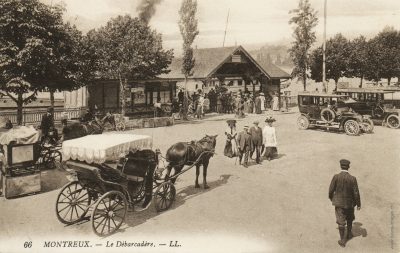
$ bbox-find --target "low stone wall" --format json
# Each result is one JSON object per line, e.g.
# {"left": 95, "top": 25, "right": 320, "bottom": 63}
{"left": 125, "top": 116, "right": 174, "bottom": 129}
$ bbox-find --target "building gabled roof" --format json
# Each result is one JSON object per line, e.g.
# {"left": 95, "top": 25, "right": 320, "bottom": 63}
{"left": 159, "top": 45, "right": 290, "bottom": 80}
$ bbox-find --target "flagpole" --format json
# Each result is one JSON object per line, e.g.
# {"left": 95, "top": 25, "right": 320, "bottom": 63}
{"left": 222, "top": 8, "right": 230, "bottom": 47}
{"left": 322, "top": 0, "right": 327, "bottom": 93}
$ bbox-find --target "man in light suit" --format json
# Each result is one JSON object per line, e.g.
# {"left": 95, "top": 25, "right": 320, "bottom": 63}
{"left": 329, "top": 159, "right": 361, "bottom": 247}
{"left": 236, "top": 125, "right": 252, "bottom": 167}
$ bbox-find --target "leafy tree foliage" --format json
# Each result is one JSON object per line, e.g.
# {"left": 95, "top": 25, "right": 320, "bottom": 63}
{"left": 310, "top": 34, "right": 350, "bottom": 90}
{"left": 178, "top": 0, "right": 199, "bottom": 120}
{"left": 365, "top": 27, "right": 400, "bottom": 85}
{"left": 346, "top": 36, "right": 368, "bottom": 87}
{"left": 0, "top": 0, "right": 86, "bottom": 124}
{"left": 86, "top": 15, "right": 173, "bottom": 115}
{"left": 288, "top": 0, "right": 318, "bottom": 91}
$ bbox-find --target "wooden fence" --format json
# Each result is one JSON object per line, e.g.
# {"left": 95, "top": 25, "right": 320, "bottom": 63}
{"left": 0, "top": 107, "right": 86, "bottom": 125}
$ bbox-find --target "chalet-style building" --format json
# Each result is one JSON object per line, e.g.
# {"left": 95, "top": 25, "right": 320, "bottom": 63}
{"left": 64, "top": 45, "right": 290, "bottom": 116}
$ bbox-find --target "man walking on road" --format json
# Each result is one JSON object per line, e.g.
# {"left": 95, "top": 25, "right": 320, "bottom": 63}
{"left": 329, "top": 159, "right": 361, "bottom": 247}
{"left": 249, "top": 121, "right": 263, "bottom": 164}
{"left": 236, "top": 125, "right": 252, "bottom": 167}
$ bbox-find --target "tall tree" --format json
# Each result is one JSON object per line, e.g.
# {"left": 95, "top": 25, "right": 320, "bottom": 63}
{"left": 0, "top": 0, "right": 84, "bottom": 124}
{"left": 178, "top": 0, "right": 199, "bottom": 120}
{"left": 310, "top": 34, "right": 350, "bottom": 90}
{"left": 87, "top": 15, "right": 173, "bottom": 115}
{"left": 365, "top": 27, "right": 400, "bottom": 85}
{"left": 288, "top": 0, "right": 318, "bottom": 91}
{"left": 346, "top": 36, "right": 368, "bottom": 87}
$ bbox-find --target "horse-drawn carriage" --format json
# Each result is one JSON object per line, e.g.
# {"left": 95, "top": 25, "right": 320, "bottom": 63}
{"left": 56, "top": 133, "right": 217, "bottom": 236}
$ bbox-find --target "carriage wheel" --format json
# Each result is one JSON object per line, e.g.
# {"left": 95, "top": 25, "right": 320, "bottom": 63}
{"left": 43, "top": 150, "right": 62, "bottom": 169}
{"left": 361, "top": 118, "right": 374, "bottom": 133}
{"left": 91, "top": 191, "right": 127, "bottom": 237}
{"left": 127, "top": 180, "right": 146, "bottom": 204}
{"left": 153, "top": 182, "right": 176, "bottom": 212}
{"left": 116, "top": 122, "right": 126, "bottom": 131}
{"left": 387, "top": 115, "right": 400, "bottom": 129}
{"left": 344, "top": 120, "right": 360, "bottom": 136}
{"left": 297, "top": 115, "right": 310, "bottom": 130}
{"left": 56, "top": 181, "right": 91, "bottom": 225}
{"left": 153, "top": 166, "right": 166, "bottom": 187}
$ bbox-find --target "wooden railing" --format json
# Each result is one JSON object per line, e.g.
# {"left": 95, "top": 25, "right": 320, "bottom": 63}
{"left": 0, "top": 107, "right": 86, "bottom": 125}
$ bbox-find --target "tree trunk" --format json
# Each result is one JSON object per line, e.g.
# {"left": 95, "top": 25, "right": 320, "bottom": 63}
{"left": 50, "top": 89, "right": 55, "bottom": 114}
{"left": 388, "top": 77, "right": 391, "bottom": 86}
{"left": 359, "top": 75, "right": 363, "bottom": 88}
{"left": 335, "top": 78, "right": 339, "bottom": 91}
{"left": 118, "top": 72, "right": 126, "bottom": 116}
{"left": 17, "top": 93, "right": 23, "bottom": 125}
{"left": 303, "top": 74, "right": 307, "bottom": 91}
{"left": 182, "top": 76, "right": 189, "bottom": 120}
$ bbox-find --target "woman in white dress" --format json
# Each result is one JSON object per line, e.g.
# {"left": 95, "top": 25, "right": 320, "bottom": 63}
{"left": 272, "top": 94, "right": 279, "bottom": 111}
{"left": 259, "top": 93, "right": 266, "bottom": 111}
{"left": 262, "top": 116, "right": 278, "bottom": 160}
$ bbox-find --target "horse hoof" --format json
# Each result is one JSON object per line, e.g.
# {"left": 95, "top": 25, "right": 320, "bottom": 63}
{"left": 195, "top": 184, "right": 200, "bottom": 188}
{"left": 203, "top": 185, "right": 210, "bottom": 189}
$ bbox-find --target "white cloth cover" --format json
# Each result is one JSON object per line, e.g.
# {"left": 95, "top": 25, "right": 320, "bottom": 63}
{"left": 0, "top": 125, "right": 39, "bottom": 145}
{"left": 62, "top": 133, "right": 153, "bottom": 163}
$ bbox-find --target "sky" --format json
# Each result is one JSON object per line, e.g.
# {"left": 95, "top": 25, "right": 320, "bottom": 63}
{"left": 42, "top": 0, "right": 400, "bottom": 53}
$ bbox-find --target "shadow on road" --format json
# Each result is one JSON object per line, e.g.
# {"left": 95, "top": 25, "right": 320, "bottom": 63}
{"left": 351, "top": 222, "right": 368, "bottom": 239}
{"left": 119, "top": 174, "right": 232, "bottom": 233}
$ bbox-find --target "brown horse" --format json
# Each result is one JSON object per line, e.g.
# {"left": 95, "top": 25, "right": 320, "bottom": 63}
{"left": 165, "top": 135, "right": 217, "bottom": 189}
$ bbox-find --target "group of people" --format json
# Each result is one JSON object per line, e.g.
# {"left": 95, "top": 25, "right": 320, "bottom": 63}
{"left": 224, "top": 116, "right": 278, "bottom": 167}
{"left": 175, "top": 88, "right": 284, "bottom": 120}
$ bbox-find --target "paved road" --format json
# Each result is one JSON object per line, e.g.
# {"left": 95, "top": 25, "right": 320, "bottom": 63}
{"left": 1, "top": 111, "right": 399, "bottom": 253}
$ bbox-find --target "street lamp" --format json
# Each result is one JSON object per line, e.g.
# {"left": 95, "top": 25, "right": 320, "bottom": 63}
{"left": 322, "top": 0, "right": 327, "bottom": 93}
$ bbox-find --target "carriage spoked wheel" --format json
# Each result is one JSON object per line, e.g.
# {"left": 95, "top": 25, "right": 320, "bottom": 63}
{"left": 44, "top": 150, "right": 62, "bottom": 169}
{"left": 127, "top": 180, "right": 146, "bottom": 204}
{"left": 91, "top": 191, "right": 127, "bottom": 237}
{"left": 56, "top": 181, "right": 91, "bottom": 225}
{"left": 153, "top": 182, "right": 176, "bottom": 212}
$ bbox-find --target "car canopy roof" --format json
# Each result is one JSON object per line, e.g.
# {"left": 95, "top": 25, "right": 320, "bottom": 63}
{"left": 298, "top": 92, "right": 349, "bottom": 98}
{"left": 336, "top": 88, "right": 394, "bottom": 94}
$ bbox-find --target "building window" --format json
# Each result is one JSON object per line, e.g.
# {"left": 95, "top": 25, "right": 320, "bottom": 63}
{"left": 238, "top": 80, "right": 243, "bottom": 86}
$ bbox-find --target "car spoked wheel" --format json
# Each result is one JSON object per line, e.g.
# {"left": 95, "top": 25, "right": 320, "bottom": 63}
{"left": 361, "top": 118, "right": 374, "bottom": 133}
{"left": 344, "top": 120, "right": 360, "bottom": 136}
{"left": 387, "top": 115, "right": 400, "bottom": 129}
{"left": 297, "top": 115, "right": 310, "bottom": 130}
{"left": 320, "top": 108, "right": 335, "bottom": 123}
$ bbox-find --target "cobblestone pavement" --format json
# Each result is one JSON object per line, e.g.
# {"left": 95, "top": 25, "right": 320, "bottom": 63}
{"left": 1, "top": 110, "right": 399, "bottom": 253}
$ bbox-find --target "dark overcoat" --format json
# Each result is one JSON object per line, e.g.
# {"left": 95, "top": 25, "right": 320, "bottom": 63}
{"left": 329, "top": 171, "right": 361, "bottom": 209}
{"left": 249, "top": 126, "right": 263, "bottom": 146}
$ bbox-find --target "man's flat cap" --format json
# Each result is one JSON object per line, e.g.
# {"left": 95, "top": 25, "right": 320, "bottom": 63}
{"left": 340, "top": 159, "right": 350, "bottom": 167}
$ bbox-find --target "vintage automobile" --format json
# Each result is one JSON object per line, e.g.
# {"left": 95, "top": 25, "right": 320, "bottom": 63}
{"left": 297, "top": 93, "right": 374, "bottom": 136}
{"left": 335, "top": 88, "right": 400, "bottom": 129}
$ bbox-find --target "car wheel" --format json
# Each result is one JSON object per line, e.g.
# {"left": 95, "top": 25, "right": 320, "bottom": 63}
{"left": 320, "top": 108, "right": 336, "bottom": 123}
{"left": 361, "top": 118, "right": 374, "bottom": 133}
{"left": 387, "top": 114, "right": 400, "bottom": 129}
{"left": 344, "top": 120, "right": 360, "bottom": 136}
{"left": 297, "top": 115, "right": 310, "bottom": 130}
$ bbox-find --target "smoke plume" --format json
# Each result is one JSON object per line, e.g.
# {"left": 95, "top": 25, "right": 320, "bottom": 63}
{"left": 137, "top": 0, "right": 163, "bottom": 24}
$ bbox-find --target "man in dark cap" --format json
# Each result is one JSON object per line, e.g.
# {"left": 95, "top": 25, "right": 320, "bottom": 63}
{"left": 329, "top": 159, "right": 361, "bottom": 247}
{"left": 40, "top": 108, "right": 55, "bottom": 141}
{"left": 236, "top": 125, "right": 252, "bottom": 167}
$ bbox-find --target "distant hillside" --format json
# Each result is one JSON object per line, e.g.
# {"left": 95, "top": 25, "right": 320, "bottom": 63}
{"left": 249, "top": 43, "right": 294, "bottom": 70}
